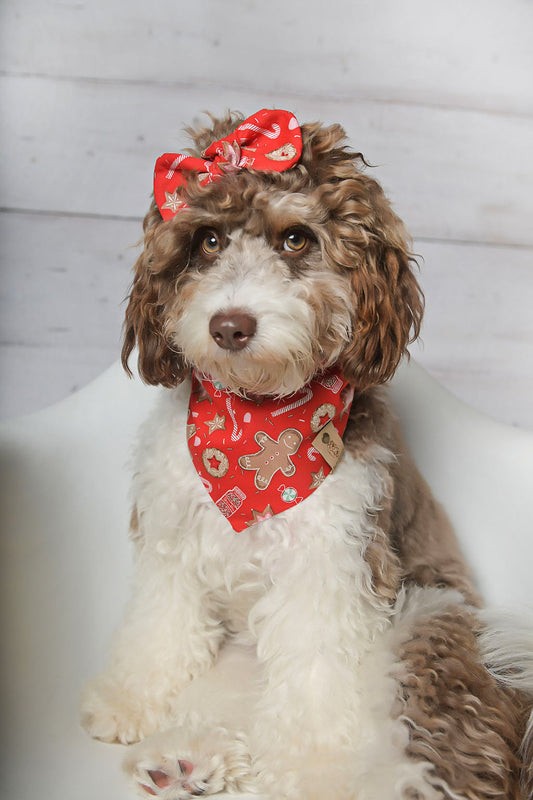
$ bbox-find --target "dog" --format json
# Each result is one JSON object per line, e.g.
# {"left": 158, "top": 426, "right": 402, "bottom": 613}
{"left": 79, "top": 109, "right": 533, "bottom": 799}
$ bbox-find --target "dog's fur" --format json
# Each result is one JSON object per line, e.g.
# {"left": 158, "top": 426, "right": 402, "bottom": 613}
{"left": 80, "top": 112, "right": 533, "bottom": 799}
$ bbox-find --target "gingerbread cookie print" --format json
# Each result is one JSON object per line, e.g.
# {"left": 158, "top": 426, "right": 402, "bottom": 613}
{"left": 265, "top": 143, "right": 299, "bottom": 161}
{"left": 238, "top": 429, "right": 303, "bottom": 490}
{"left": 202, "top": 447, "right": 229, "bottom": 478}
{"left": 310, "top": 403, "right": 336, "bottom": 432}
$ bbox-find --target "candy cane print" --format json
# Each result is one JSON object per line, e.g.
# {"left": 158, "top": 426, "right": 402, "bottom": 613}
{"left": 165, "top": 154, "right": 188, "bottom": 180}
{"left": 271, "top": 387, "right": 313, "bottom": 418}
{"left": 239, "top": 122, "right": 281, "bottom": 139}
{"left": 226, "top": 396, "right": 243, "bottom": 441}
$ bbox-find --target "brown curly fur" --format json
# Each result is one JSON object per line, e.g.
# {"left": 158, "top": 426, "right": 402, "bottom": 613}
{"left": 344, "top": 388, "right": 481, "bottom": 606}
{"left": 396, "top": 605, "right": 531, "bottom": 799}
{"left": 344, "top": 387, "right": 531, "bottom": 796}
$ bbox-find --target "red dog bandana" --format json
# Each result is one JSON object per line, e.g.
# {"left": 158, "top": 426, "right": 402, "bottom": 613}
{"left": 187, "top": 370, "right": 355, "bottom": 532}
{"left": 154, "top": 109, "right": 302, "bottom": 220}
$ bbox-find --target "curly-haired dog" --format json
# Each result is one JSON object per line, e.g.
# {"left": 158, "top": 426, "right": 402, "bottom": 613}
{"left": 80, "top": 109, "right": 533, "bottom": 799}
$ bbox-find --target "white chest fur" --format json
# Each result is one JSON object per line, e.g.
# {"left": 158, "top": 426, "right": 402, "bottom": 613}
{"left": 131, "top": 382, "right": 393, "bottom": 644}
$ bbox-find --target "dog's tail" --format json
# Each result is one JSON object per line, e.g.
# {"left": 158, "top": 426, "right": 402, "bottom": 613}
{"left": 478, "top": 608, "right": 533, "bottom": 798}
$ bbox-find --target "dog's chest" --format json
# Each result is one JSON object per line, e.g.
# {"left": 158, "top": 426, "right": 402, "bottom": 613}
{"left": 134, "top": 387, "right": 394, "bottom": 639}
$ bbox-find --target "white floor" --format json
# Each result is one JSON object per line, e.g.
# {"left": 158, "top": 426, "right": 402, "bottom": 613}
{"left": 1, "top": 0, "right": 532, "bottom": 429}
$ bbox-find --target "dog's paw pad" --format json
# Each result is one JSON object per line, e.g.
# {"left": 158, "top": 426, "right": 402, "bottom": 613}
{"left": 135, "top": 757, "right": 214, "bottom": 798}
{"left": 144, "top": 768, "right": 173, "bottom": 793}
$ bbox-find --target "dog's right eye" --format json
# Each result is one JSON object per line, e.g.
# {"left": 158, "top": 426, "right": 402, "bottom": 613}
{"left": 200, "top": 231, "right": 221, "bottom": 256}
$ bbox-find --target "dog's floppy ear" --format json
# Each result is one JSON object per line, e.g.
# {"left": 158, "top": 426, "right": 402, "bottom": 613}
{"left": 121, "top": 202, "right": 189, "bottom": 387}
{"left": 342, "top": 233, "right": 423, "bottom": 390}
{"left": 302, "top": 122, "right": 424, "bottom": 391}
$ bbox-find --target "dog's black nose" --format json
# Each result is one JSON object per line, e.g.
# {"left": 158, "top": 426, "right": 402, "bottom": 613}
{"left": 209, "top": 310, "right": 257, "bottom": 351}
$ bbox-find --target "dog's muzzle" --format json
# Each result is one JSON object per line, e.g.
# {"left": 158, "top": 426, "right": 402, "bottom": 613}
{"left": 209, "top": 310, "right": 257, "bottom": 351}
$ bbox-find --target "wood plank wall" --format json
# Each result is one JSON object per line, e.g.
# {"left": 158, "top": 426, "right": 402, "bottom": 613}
{"left": 1, "top": 0, "right": 532, "bottom": 428}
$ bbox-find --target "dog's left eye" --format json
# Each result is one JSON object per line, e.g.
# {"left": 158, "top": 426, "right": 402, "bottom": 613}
{"left": 283, "top": 230, "right": 309, "bottom": 253}
{"left": 201, "top": 231, "right": 221, "bottom": 255}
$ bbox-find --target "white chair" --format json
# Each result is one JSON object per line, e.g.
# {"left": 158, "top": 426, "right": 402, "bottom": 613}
{"left": 1, "top": 360, "right": 532, "bottom": 799}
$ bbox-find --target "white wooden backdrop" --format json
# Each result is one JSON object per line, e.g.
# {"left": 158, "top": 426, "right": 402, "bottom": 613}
{"left": 1, "top": 0, "right": 532, "bottom": 429}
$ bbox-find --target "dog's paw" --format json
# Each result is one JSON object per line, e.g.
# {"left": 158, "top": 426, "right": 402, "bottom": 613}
{"left": 124, "top": 724, "right": 255, "bottom": 798}
{"left": 79, "top": 674, "right": 163, "bottom": 744}
{"left": 131, "top": 756, "right": 221, "bottom": 798}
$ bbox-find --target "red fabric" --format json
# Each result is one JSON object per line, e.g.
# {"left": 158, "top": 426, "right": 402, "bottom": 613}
{"left": 187, "top": 370, "right": 355, "bottom": 532}
{"left": 154, "top": 109, "right": 302, "bottom": 220}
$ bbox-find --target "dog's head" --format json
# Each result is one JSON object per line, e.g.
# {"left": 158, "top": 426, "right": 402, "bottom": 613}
{"left": 122, "top": 110, "right": 423, "bottom": 396}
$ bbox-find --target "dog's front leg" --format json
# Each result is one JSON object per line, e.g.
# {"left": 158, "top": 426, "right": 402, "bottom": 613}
{"left": 80, "top": 547, "right": 224, "bottom": 744}
{"left": 249, "top": 531, "right": 389, "bottom": 799}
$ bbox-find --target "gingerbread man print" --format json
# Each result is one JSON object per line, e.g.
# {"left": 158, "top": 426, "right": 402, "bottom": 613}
{"left": 239, "top": 429, "right": 303, "bottom": 490}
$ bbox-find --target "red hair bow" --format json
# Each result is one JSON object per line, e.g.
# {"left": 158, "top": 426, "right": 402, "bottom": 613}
{"left": 153, "top": 109, "right": 302, "bottom": 221}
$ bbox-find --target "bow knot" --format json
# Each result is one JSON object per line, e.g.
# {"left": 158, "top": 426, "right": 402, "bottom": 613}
{"left": 154, "top": 109, "right": 302, "bottom": 220}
